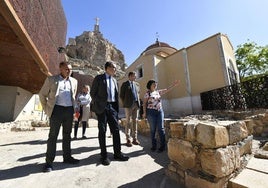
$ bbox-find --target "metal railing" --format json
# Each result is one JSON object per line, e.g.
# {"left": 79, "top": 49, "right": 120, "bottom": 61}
{"left": 201, "top": 74, "right": 268, "bottom": 110}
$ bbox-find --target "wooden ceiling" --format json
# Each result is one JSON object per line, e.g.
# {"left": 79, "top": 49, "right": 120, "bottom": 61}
{"left": 0, "top": 2, "right": 48, "bottom": 94}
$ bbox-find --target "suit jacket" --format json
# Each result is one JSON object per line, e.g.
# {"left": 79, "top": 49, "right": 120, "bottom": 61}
{"left": 39, "top": 75, "right": 78, "bottom": 117}
{"left": 120, "top": 80, "right": 140, "bottom": 108}
{"left": 90, "top": 73, "right": 119, "bottom": 114}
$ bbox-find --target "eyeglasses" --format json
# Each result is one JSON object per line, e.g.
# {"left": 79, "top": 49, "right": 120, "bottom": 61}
{"left": 109, "top": 65, "right": 116, "bottom": 69}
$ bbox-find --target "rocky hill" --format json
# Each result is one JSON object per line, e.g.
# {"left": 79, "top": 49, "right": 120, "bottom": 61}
{"left": 65, "top": 25, "right": 126, "bottom": 79}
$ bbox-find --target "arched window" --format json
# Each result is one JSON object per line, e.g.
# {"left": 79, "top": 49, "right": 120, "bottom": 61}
{"left": 136, "top": 65, "right": 143, "bottom": 79}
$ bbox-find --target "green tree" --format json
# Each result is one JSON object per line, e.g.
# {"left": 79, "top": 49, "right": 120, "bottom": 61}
{"left": 235, "top": 41, "right": 268, "bottom": 81}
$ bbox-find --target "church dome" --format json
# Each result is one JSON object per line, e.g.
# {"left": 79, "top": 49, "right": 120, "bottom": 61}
{"left": 145, "top": 40, "right": 173, "bottom": 51}
{"left": 141, "top": 39, "right": 177, "bottom": 57}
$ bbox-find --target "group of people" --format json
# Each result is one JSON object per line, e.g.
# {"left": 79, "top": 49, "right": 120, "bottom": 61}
{"left": 39, "top": 61, "right": 179, "bottom": 172}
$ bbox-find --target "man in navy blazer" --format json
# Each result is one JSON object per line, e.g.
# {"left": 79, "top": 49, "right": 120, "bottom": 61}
{"left": 90, "top": 61, "right": 129, "bottom": 165}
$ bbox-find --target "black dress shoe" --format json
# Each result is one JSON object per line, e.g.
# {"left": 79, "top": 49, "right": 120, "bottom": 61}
{"left": 43, "top": 163, "right": 53, "bottom": 172}
{"left": 114, "top": 153, "right": 129, "bottom": 161}
{"left": 63, "top": 157, "right": 80, "bottom": 164}
{"left": 157, "top": 147, "right": 165, "bottom": 153}
{"left": 100, "top": 157, "right": 111, "bottom": 166}
{"left": 151, "top": 147, "right": 156, "bottom": 152}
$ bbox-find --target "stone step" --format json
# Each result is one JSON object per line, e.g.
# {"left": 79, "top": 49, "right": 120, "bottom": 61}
{"left": 229, "top": 158, "right": 268, "bottom": 188}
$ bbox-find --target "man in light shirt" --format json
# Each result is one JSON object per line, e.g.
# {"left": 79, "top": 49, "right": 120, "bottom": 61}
{"left": 39, "top": 61, "right": 79, "bottom": 172}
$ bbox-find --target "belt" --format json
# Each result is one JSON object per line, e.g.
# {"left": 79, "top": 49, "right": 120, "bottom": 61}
{"left": 107, "top": 101, "right": 116, "bottom": 104}
{"left": 55, "top": 105, "right": 73, "bottom": 108}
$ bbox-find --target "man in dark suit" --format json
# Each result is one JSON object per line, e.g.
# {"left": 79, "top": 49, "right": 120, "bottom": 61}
{"left": 120, "top": 71, "right": 140, "bottom": 147}
{"left": 90, "top": 61, "right": 129, "bottom": 166}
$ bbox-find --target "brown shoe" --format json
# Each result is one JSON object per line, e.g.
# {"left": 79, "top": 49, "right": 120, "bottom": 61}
{"left": 126, "top": 139, "right": 132, "bottom": 147}
{"left": 132, "top": 139, "right": 140, "bottom": 145}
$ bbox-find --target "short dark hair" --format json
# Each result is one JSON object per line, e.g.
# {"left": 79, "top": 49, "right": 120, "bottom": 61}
{"left": 59, "top": 61, "right": 69, "bottom": 67}
{"left": 146, "top": 79, "right": 156, "bottom": 90}
{"left": 128, "top": 71, "right": 136, "bottom": 77}
{"left": 105, "top": 61, "right": 116, "bottom": 70}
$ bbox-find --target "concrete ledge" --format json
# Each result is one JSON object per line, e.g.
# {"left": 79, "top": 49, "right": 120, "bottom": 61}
{"left": 246, "top": 157, "right": 268, "bottom": 173}
{"left": 229, "top": 157, "right": 268, "bottom": 188}
{"left": 229, "top": 168, "right": 268, "bottom": 188}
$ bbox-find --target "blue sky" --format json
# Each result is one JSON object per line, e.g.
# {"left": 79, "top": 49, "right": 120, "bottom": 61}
{"left": 61, "top": 0, "right": 268, "bottom": 66}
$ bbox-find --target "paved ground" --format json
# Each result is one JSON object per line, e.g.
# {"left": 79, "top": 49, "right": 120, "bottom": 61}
{"left": 0, "top": 119, "right": 184, "bottom": 188}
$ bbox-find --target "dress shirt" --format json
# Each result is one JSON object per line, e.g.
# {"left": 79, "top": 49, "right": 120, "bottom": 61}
{"left": 106, "top": 73, "right": 115, "bottom": 102}
{"left": 55, "top": 76, "right": 73, "bottom": 106}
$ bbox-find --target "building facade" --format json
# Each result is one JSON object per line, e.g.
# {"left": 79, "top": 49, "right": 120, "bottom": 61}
{"left": 119, "top": 33, "right": 239, "bottom": 116}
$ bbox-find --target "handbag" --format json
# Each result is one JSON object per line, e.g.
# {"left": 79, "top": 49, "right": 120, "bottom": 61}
{"left": 78, "top": 106, "right": 83, "bottom": 121}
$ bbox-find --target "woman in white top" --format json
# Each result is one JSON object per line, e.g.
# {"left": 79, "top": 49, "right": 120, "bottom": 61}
{"left": 74, "top": 85, "right": 92, "bottom": 139}
{"left": 143, "top": 79, "right": 179, "bottom": 152}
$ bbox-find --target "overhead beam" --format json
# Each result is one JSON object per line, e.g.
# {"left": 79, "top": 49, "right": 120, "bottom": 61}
{"left": 0, "top": 0, "right": 50, "bottom": 76}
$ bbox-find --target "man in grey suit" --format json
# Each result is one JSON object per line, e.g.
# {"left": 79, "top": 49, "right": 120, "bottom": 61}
{"left": 90, "top": 61, "right": 129, "bottom": 166}
{"left": 120, "top": 71, "right": 140, "bottom": 147}
{"left": 39, "top": 61, "right": 79, "bottom": 172}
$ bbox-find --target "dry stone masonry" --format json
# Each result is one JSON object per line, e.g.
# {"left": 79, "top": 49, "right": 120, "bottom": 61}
{"left": 166, "top": 120, "right": 251, "bottom": 188}
{"left": 120, "top": 110, "right": 268, "bottom": 188}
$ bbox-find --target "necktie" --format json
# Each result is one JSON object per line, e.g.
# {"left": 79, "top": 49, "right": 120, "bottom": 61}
{"left": 109, "top": 76, "right": 112, "bottom": 101}
{"left": 131, "top": 82, "right": 137, "bottom": 101}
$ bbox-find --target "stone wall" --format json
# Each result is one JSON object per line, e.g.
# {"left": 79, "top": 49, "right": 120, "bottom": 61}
{"left": 120, "top": 110, "right": 268, "bottom": 188}
{"left": 206, "top": 109, "right": 268, "bottom": 137}
{"left": 166, "top": 120, "right": 253, "bottom": 188}
{"left": 121, "top": 110, "right": 268, "bottom": 141}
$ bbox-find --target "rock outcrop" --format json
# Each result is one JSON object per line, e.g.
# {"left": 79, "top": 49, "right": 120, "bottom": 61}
{"left": 65, "top": 28, "right": 126, "bottom": 79}
{"left": 62, "top": 21, "right": 127, "bottom": 91}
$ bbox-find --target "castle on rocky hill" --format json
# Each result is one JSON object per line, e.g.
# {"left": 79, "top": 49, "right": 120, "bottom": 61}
{"left": 65, "top": 18, "right": 126, "bottom": 78}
